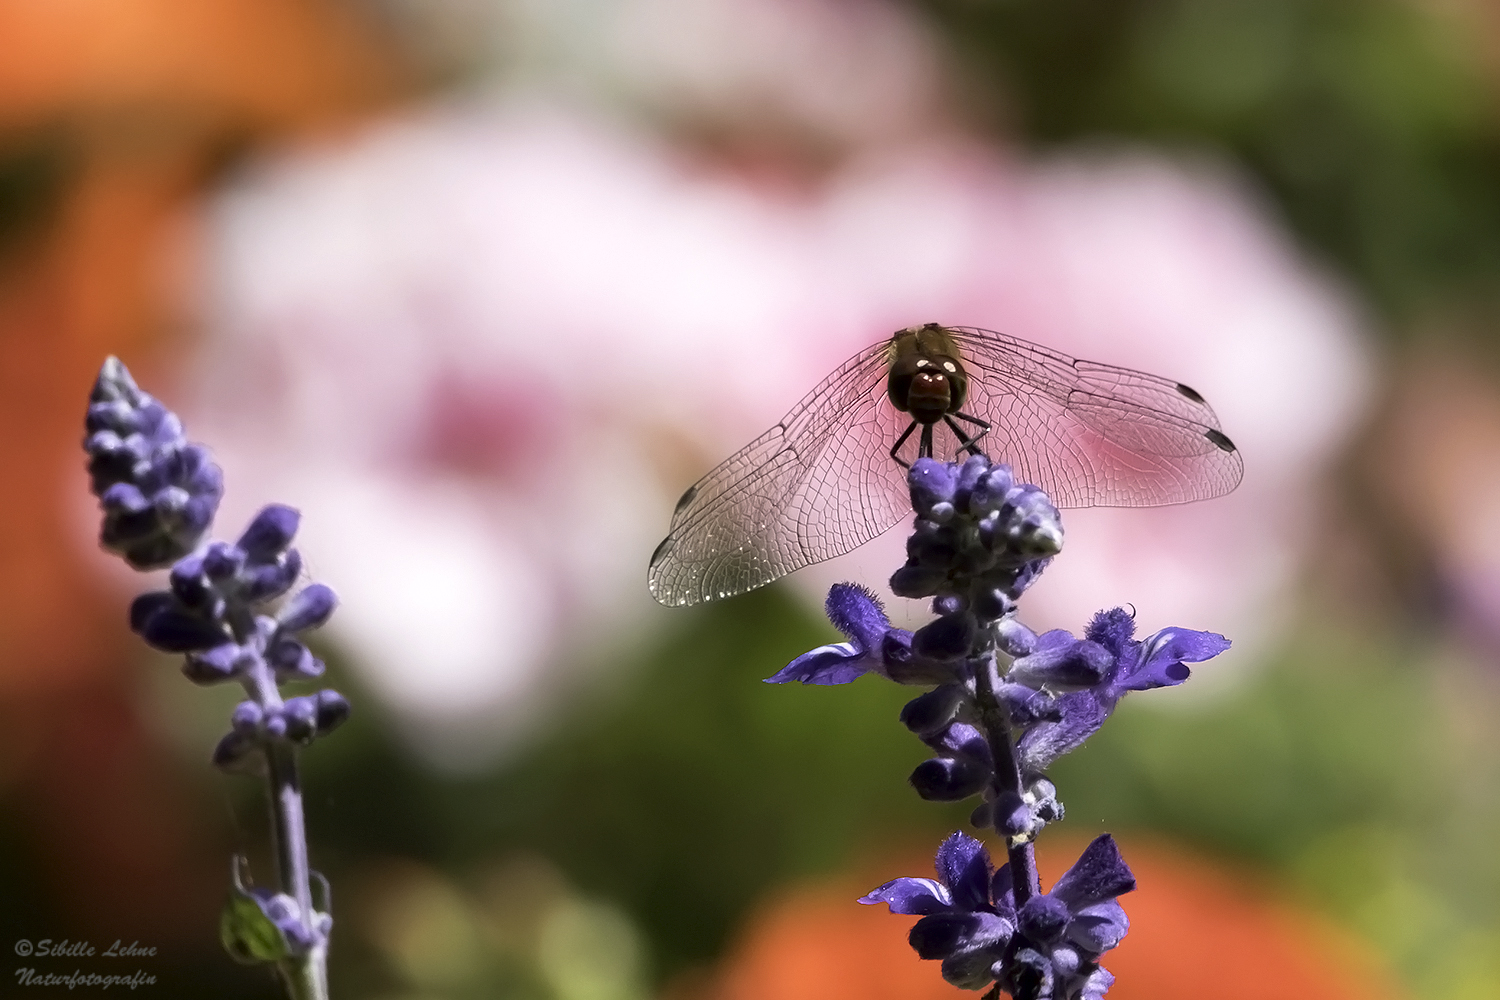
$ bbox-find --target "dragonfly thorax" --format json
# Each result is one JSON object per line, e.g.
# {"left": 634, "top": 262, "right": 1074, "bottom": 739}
{"left": 887, "top": 329, "right": 970, "bottom": 425}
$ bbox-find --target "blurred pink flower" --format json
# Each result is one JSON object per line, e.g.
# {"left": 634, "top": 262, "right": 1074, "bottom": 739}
{"left": 796, "top": 149, "right": 1373, "bottom": 689}
{"left": 186, "top": 105, "right": 867, "bottom": 765}
{"left": 179, "top": 99, "right": 1368, "bottom": 761}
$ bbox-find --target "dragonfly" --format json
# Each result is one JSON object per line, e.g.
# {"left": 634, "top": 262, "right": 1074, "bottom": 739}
{"left": 648, "top": 323, "right": 1243, "bottom": 607}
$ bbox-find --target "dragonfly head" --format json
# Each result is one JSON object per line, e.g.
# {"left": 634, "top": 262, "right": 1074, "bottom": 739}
{"left": 888, "top": 345, "right": 970, "bottom": 425}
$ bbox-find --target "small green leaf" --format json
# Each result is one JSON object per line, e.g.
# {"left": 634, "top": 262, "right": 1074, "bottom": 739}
{"left": 220, "top": 889, "right": 290, "bottom": 965}
{"left": 219, "top": 855, "right": 297, "bottom": 965}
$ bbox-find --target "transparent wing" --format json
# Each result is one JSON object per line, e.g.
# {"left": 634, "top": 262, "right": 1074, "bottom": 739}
{"left": 946, "top": 327, "right": 1243, "bottom": 507}
{"left": 648, "top": 342, "right": 913, "bottom": 607}
{"left": 649, "top": 326, "right": 1246, "bottom": 606}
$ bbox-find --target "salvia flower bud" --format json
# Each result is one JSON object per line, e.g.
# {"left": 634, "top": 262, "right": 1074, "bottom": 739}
{"left": 84, "top": 358, "right": 223, "bottom": 568}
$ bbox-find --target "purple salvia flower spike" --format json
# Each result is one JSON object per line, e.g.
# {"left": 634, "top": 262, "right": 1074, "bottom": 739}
{"left": 775, "top": 450, "right": 1232, "bottom": 999}
{"left": 84, "top": 358, "right": 344, "bottom": 1000}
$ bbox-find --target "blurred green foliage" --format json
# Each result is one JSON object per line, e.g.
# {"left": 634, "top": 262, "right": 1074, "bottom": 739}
{"left": 921, "top": 0, "right": 1500, "bottom": 326}
{"left": 302, "top": 587, "right": 968, "bottom": 994}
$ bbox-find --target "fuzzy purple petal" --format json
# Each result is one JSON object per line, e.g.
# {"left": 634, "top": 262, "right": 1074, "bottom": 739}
{"left": 1048, "top": 835, "right": 1136, "bottom": 911}
{"left": 941, "top": 940, "right": 1008, "bottom": 990}
{"left": 282, "top": 696, "right": 320, "bottom": 740}
{"left": 935, "top": 722, "right": 992, "bottom": 764}
{"left": 243, "top": 553, "right": 303, "bottom": 602}
{"left": 1008, "top": 637, "right": 1113, "bottom": 690}
{"left": 859, "top": 877, "right": 952, "bottom": 915}
{"left": 1114, "top": 627, "right": 1232, "bottom": 692}
{"left": 994, "top": 683, "right": 1060, "bottom": 727}
{"left": 992, "top": 790, "right": 1033, "bottom": 837}
{"left": 956, "top": 453, "right": 991, "bottom": 496}
{"left": 100, "top": 481, "right": 149, "bottom": 513}
{"left": 765, "top": 642, "right": 872, "bottom": 685}
{"left": 1078, "top": 966, "right": 1116, "bottom": 1000}
{"left": 1084, "top": 607, "right": 1137, "bottom": 655}
{"left": 1017, "top": 691, "right": 1112, "bottom": 773}
{"left": 213, "top": 730, "right": 262, "bottom": 773}
{"left": 935, "top": 832, "right": 993, "bottom": 912}
{"left": 201, "top": 541, "right": 242, "bottom": 579}
{"left": 128, "top": 591, "right": 174, "bottom": 632}
{"left": 1067, "top": 900, "right": 1130, "bottom": 955}
{"left": 909, "top": 458, "right": 960, "bottom": 510}
{"left": 990, "top": 864, "right": 1017, "bottom": 921}
{"left": 824, "top": 583, "right": 892, "bottom": 651}
{"left": 910, "top": 910, "right": 1012, "bottom": 963}
{"left": 230, "top": 700, "right": 263, "bottom": 731}
{"left": 1017, "top": 894, "right": 1072, "bottom": 945}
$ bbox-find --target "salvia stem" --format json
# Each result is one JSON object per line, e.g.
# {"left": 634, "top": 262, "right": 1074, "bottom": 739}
{"left": 971, "top": 652, "right": 1040, "bottom": 906}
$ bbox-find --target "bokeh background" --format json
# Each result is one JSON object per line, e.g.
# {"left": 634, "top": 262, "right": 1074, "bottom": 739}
{"left": 4, "top": 1, "right": 1500, "bottom": 998}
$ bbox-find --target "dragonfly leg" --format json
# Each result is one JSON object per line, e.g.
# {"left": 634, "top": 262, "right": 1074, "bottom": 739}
{"left": 890, "top": 420, "right": 918, "bottom": 469}
{"left": 919, "top": 423, "right": 934, "bottom": 459}
{"left": 946, "top": 412, "right": 992, "bottom": 457}
{"left": 953, "top": 410, "right": 992, "bottom": 434}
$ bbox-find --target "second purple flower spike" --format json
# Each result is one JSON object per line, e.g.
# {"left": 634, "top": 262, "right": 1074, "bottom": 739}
{"left": 769, "top": 453, "right": 1231, "bottom": 999}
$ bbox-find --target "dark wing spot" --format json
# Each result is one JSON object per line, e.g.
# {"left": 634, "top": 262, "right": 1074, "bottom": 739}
{"left": 1176, "top": 383, "right": 1205, "bottom": 404}
{"left": 1204, "top": 428, "right": 1236, "bottom": 453}
{"left": 673, "top": 484, "right": 698, "bottom": 516}
{"left": 650, "top": 535, "right": 674, "bottom": 568}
